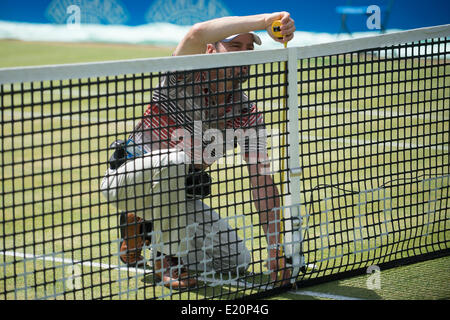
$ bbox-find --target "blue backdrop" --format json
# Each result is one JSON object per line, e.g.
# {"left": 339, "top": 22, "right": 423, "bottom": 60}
{"left": 0, "top": 0, "right": 449, "bottom": 33}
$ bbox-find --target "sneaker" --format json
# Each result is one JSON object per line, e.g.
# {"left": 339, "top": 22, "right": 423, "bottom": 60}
{"left": 119, "top": 213, "right": 150, "bottom": 268}
{"left": 154, "top": 254, "right": 197, "bottom": 289}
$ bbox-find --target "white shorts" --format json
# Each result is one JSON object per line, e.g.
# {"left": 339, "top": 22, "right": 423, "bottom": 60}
{"left": 100, "top": 149, "right": 250, "bottom": 274}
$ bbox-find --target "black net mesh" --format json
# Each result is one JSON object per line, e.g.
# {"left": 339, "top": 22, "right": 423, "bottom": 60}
{"left": 1, "top": 33, "right": 449, "bottom": 300}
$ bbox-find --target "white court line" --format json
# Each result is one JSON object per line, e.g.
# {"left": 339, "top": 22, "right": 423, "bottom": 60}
{"left": 2, "top": 110, "right": 136, "bottom": 127}
{"left": 288, "top": 290, "right": 364, "bottom": 300}
{"left": 4, "top": 110, "right": 449, "bottom": 152}
{"left": 0, "top": 249, "right": 148, "bottom": 275}
{"left": 0, "top": 250, "right": 362, "bottom": 300}
{"left": 301, "top": 104, "right": 450, "bottom": 123}
{"left": 8, "top": 102, "right": 449, "bottom": 124}
{"left": 300, "top": 134, "right": 449, "bottom": 152}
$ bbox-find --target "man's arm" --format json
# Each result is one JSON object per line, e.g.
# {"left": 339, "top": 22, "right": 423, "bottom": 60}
{"left": 245, "top": 159, "right": 291, "bottom": 286}
{"left": 173, "top": 12, "right": 295, "bottom": 56}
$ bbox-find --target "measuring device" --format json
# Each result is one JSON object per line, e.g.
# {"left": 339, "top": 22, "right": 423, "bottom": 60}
{"left": 270, "top": 20, "right": 305, "bottom": 287}
{"left": 271, "top": 20, "right": 287, "bottom": 48}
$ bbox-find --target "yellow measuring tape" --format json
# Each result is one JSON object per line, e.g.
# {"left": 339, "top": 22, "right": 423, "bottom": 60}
{"left": 271, "top": 20, "right": 288, "bottom": 49}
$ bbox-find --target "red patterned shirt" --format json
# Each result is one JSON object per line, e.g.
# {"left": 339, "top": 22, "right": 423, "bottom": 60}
{"left": 126, "top": 70, "right": 266, "bottom": 162}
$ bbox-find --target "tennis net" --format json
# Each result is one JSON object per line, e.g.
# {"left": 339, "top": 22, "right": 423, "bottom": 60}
{"left": 1, "top": 24, "right": 449, "bottom": 300}
{"left": 294, "top": 26, "right": 450, "bottom": 287}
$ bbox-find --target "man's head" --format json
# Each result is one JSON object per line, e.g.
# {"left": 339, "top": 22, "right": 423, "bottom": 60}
{"left": 206, "top": 32, "right": 261, "bottom": 54}
{"left": 206, "top": 33, "right": 261, "bottom": 85}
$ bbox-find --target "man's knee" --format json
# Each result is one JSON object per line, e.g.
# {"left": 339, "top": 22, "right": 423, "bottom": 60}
{"left": 217, "top": 241, "right": 251, "bottom": 274}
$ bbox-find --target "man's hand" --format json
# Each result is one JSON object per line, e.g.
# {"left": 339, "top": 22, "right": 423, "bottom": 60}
{"left": 264, "top": 12, "right": 296, "bottom": 44}
{"left": 267, "top": 248, "right": 292, "bottom": 287}
{"left": 246, "top": 161, "right": 293, "bottom": 286}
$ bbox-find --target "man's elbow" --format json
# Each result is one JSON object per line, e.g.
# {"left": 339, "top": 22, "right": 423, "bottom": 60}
{"left": 175, "top": 23, "right": 208, "bottom": 56}
{"left": 187, "top": 23, "right": 207, "bottom": 45}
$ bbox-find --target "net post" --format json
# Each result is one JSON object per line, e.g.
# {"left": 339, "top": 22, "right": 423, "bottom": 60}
{"left": 283, "top": 47, "right": 304, "bottom": 283}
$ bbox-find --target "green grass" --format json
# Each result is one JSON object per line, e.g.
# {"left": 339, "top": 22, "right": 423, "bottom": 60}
{"left": 269, "top": 255, "right": 450, "bottom": 300}
{"left": 0, "top": 40, "right": 175, "bottom": 67}
{"left": 0, "top": 40, "right": 449, "bottom": 300}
